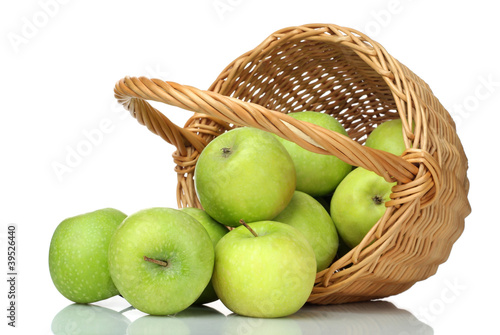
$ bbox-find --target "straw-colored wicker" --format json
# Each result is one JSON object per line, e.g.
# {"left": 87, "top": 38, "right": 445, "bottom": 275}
{"left": 114, "top": 23, "right": 471, "bottom": 304}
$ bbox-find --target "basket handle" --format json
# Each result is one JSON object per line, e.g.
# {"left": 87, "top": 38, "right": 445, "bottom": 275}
{"left": 114, "top": 76, "right": 440, "bottom": 208}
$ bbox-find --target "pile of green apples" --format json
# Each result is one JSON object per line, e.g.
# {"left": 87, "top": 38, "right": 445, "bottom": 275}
{"left": 49, "top": 112, "right": 408, "bottom": 318}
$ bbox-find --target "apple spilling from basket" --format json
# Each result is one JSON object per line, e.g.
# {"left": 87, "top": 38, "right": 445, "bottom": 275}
{"left": 49, "top": 112, "right": 410, "bottom": 318}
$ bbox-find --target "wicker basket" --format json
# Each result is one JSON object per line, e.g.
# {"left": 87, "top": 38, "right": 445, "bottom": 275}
{"left": 114, "top": 23, "right": 471, "bottom": 304}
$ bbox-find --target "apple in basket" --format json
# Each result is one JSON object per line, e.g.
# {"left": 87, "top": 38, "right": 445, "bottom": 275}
{"left": 275, "top": 111, "right": 352, "bottom": 197}
{"left": 273, "top": 190, "right": 339, "bottom": 272}
{"left": 194, "top": 127, "right": 296, "bottom": 227}
{"left": 212, "top": 220, "right": 316, "bottom": 318}
{"left": 365, "top": 118, "right": 413, "bottom": 156}
{"left": 330, "top": 118, "right": 412, "bottom": 249}
{"left": 330, "top": 167, "right": 396, "bottom": 249}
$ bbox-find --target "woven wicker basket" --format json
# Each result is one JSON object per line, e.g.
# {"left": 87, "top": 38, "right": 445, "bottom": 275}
{"left": 114, "top": 23, "right": 471, "bottom": 304}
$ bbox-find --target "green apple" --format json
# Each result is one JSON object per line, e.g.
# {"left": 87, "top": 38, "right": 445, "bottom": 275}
{"left": 273, "top": 191, "right": 338, "bottom": 272}
{"left": 212, "top": 221, "right": 316, "bottom": 318}
{"left": 180, "top": 207, "right": 229, "bottom": 304}
{"left": 194, "top": 127, "right": 296, "bottom": 227}
{"left": 365, "top": 118, "right": 413, "bottom": 156}
{"left": 49, "top": 208, "right": 126, "bottom": 303}
{"left": 330, "top": 168, "right": 396, "bottom": 249}
{"left": 275, "top": 111, "right": 352, "bottom": 197}
{"left": 51, "top": 303, "right": 131, "bottom": 335}
{"left": 108, "top": 207, "right": 214, "bottom": 315}
{"left": 179, "top": 207, "right": 229, "bottom": 247}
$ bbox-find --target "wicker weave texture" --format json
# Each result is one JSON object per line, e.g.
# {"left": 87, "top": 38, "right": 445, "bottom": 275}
{"left": 114, "top": 23, "right": 470, "bottom": 304}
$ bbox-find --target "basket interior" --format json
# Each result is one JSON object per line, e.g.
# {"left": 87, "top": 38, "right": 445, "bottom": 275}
{"left": 210, "top": 37, "right": 401, "bottom": 143}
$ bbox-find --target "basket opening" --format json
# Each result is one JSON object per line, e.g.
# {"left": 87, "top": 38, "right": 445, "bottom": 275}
{"left": 212, "top": 37, "right": 401, "bottom": 143}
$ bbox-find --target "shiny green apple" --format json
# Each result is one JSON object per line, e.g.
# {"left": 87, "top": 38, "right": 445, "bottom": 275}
{"left": 365, "top": 118, "right": 412, "bottom": 156}
{"left": 273, "top": 191, "right": 338, "bottom": 272}
{"left": 275, "top": 111, "right": 352, "bottom": 197}
{"left": 212, "top": 221, "right": 316, "bottom": 318}
{"left": 108, "top": 207, "right": 214, "bottom": 315}
{"left": 49, "top": 208, "right": 126, "bottom": 303}
{"left": 180, "top": 207, "right": 229, "bottom": 304}
{"left": 195, "top": 127, "right": 296, "bottom": 227}
{"left": 330, "top": 168, "right": 396, "bottom": 249}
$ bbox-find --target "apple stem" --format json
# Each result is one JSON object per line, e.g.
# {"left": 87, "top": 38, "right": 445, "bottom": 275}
{"left": 143, "top": 256, "right": 168, "bottom": 267}
{"left": 240, "top": 219, "right": 258, "bottom": 237}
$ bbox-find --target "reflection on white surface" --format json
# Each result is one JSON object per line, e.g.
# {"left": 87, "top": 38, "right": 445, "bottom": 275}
{"left": 127, "top": 306, "right": 226, "bottom": 335}
{"left": 51, "top": 300, "right": 432, "bottom": 335}
{"left": 223, "top": 313, "right": 302, "bottom": 335}
{"left": 51, "top": 303, "right": 131, "bottom": 334}
{"left": 291, "top": 301, "right": 433, "bottom": 335}
{"left": 225, "top": 301, "right": 433, "bottom": 335}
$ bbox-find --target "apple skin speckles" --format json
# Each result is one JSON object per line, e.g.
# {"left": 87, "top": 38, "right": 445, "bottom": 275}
{"left": 49, "top": 208, "right": 127, "bottom": 304}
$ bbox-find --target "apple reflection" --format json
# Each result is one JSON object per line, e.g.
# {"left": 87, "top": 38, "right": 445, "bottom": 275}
{"left": 223, "top": 313, "right": 302, "bottom": 335}
{"left": 224, "top": 301, "right": 432, "bottom": 335}
{"left": 51, "top": 303, "right": 131, "bottom": 335}
{"left": 291, "top": 301, "right": 433, "bottom": 335}
{"left": 126, "top": 305, "right": 226, "bottom": 335}
{"left": 51, "top": 300, "right": 433, "bottom": 335}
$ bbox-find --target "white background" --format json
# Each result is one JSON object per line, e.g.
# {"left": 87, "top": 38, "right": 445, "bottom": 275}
{"left": 1, "top": 0, "right": 498, "bottom": 334}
